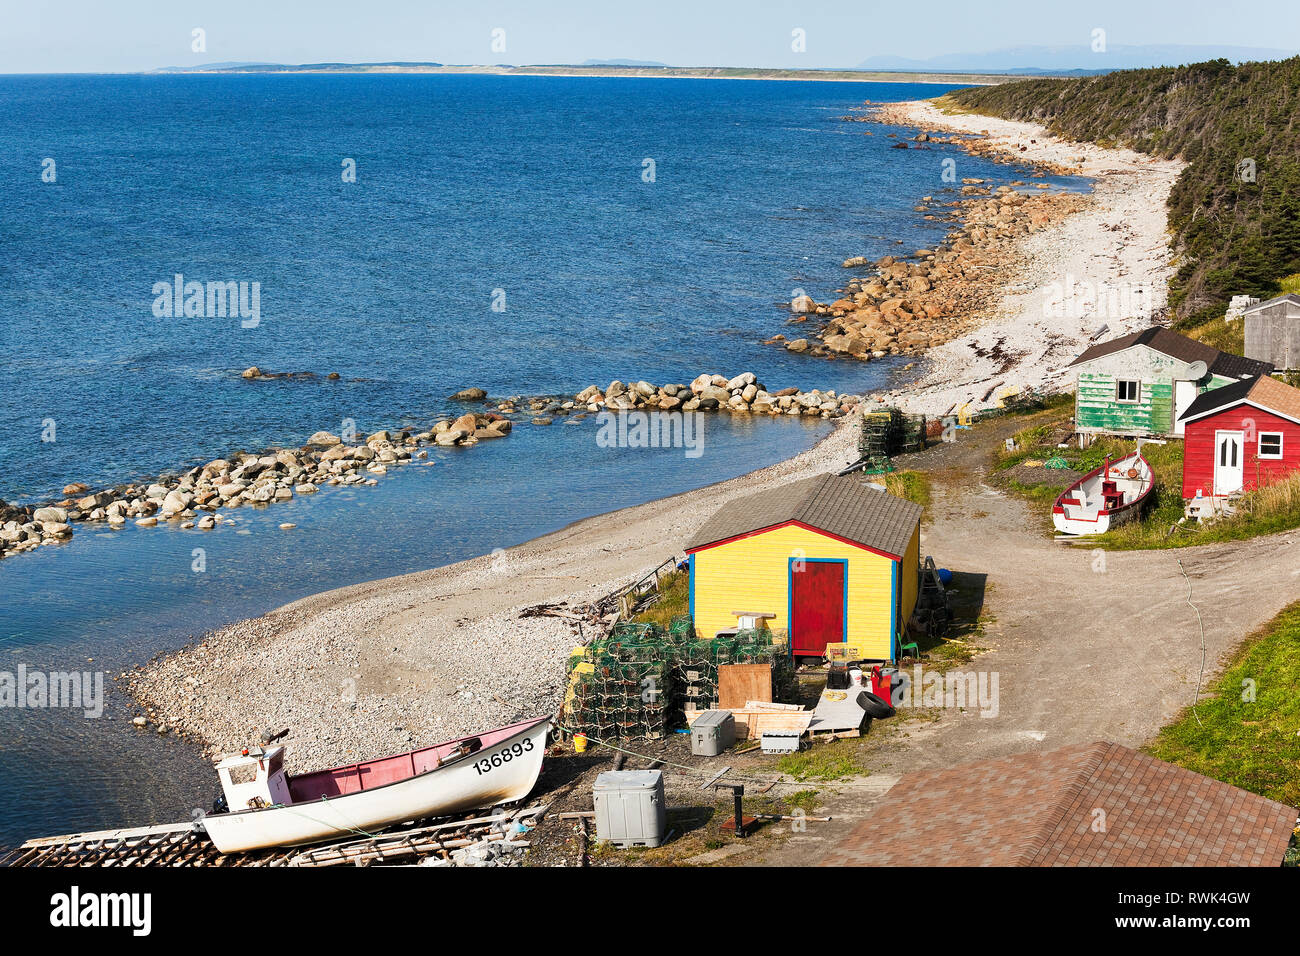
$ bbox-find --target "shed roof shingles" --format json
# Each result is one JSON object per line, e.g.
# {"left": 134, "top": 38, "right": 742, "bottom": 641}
{"left": 684, "top": 474, "right": 923, "bottom": 558}
{"left": 1069, "top": 326, "right": 1272, "bottom": 379}
{"left": 1180, "top": 372, "right": 1300, "bottom": 423}
{"left": 821, "top": 742, "right": 1298, "bottom": 867}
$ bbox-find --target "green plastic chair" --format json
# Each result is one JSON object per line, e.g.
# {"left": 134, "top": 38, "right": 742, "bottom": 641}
{"left": 897, "top": 625, "right": 921, "bottom": 662}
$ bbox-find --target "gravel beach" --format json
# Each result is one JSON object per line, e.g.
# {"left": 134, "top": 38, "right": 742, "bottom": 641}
{"left": 130, "top": 98, "right": 1184, "bottom": 774}
{"left": 871, "top": 100, "right": 1185, "bottom": 415}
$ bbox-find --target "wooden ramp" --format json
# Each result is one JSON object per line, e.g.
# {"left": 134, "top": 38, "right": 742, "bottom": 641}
{"left": 0, "top": 804, "right": 547, "bottom": 868}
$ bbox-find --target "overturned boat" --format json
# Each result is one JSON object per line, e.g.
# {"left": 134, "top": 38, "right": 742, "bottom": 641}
{"left": 1052, "top": 451, "right": 1154, "bottom": 536}
{"left": 201, "top": 716, "right": 552, "bottom": 854}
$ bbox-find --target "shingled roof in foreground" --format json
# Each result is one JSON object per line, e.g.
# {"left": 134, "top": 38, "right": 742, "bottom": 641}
{"left": 821, "top": 741, "right": 1298, "bottom": 867}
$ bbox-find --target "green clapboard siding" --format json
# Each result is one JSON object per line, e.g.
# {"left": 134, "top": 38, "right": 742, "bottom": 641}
{"left": 1077, "top": 373, "right": 1174, "bottom": 434}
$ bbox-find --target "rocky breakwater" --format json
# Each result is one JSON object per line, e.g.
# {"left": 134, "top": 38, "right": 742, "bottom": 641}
{"left": 1, "top": 376, "right": 859, "bottom": 562}
{"left": 0, "top": 403, "right": 515, "bottom": 561}
{"left": 776, "top": 184, "right": 1088, "bottom": 362}
{"left": 569, "top": 373, "right": 860, "bottom": 419}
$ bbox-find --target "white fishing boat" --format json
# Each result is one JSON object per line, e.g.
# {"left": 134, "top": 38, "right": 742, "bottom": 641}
{"left": 201, "top": 716, "right": 552, "bottom": 854}
{"left": 1052, "top": 450, "right": 1155, "bottom": 536}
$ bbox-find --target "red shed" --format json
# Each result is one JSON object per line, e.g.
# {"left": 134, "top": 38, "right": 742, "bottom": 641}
{"left": 1178, "top": 374, "right": 1300, "bottom": 499}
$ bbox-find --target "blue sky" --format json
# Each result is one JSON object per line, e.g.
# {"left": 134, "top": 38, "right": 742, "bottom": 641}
{"left": 2, "top": 0, "right": 1297, "bottom": 73}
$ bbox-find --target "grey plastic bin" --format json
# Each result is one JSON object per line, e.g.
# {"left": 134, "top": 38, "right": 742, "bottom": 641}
{"left": 593, "top": 770, "right": 668, "bottom": 848}
{"left": 691, "top": 710, "right": 736, "bottom": 756}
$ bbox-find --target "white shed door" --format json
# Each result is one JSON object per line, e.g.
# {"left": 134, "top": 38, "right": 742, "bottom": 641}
{"left": 1214, "top": 430, "right": 1244, "bottom": 495}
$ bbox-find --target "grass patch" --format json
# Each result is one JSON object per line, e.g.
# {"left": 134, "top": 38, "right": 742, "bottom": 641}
{"left": 1183, "top": 315, "right": 1244, "bottom": 355}
{"left": 1105, "top": 469, "right": 1300, "bottom": 550}
{"left": 781, "top": 789, "right": 822, "bottom": 814}
{"left": 1147, "top": 601, "right": 1300, "bottom": 808}
{"left": 881, "top": 470, "right": 932, "bottom": 509}
{"left": 630, "top": 569, "right": 688, "bottom": 629}
{"left": 776, "top": 739, "right": 863, "bottom": 782}
{"left": 993, "top": 417, "right": 1076, "bottom": 472}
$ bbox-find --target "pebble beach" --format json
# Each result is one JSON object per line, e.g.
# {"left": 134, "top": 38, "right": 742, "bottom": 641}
{"left": 127, "top": 97, "right": 1184, "bottom": 775}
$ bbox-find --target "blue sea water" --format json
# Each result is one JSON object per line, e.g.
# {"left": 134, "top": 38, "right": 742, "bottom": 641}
{"left": 0, "top": 74, "right": 1072, "bottom": 845}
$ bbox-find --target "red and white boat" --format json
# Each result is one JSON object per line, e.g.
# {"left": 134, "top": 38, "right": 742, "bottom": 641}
{"left": 1052, "top": 451, "right": 1154, "bottom": 535}
{"left": 201, "top": 716, "right": 552, "bottom": 854}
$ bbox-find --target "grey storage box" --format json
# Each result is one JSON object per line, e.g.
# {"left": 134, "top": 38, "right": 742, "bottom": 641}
{"left": 691, "top": 710, "right": 736, "bottom": 756}
{"left": 593, "top": 770, "right": 668, "bottom": 848}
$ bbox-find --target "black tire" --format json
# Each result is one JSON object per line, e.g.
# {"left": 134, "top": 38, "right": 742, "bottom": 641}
{"left": 858, "top": 690, "right": 896, "bottom": 719}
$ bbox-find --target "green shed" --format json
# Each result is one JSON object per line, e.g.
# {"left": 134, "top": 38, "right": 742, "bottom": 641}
{"left": 1069, "top": 327, "right": 1272, "bottom": 439}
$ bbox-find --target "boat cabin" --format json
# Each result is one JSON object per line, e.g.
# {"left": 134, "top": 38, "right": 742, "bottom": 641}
{"left": 215, "top": 747, "right": 292, "bottom": 812}
{"left": 684, "top": 474, "right": 922, "bottom": 662}
{"left": 1068, "top": 327, "right": 1272, "bottom": 439}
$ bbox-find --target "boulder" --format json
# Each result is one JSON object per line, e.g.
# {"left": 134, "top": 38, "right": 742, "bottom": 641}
{"left": 449, "top": 387, "right": 487, "bottom": 401}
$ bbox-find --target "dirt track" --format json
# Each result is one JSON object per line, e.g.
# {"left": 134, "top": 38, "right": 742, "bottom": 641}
{"left": 759, "top": 412, "right": 1300, "bottom": 864}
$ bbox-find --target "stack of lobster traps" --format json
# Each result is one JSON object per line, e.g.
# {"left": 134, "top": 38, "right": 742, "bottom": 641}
{"left": 562, "top": 617, "right": 794, "bottom": 742}
{"left": 850, "top": 407, "right": 928, "bottom": 475}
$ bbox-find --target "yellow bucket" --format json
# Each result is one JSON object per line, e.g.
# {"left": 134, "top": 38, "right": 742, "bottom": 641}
{"left": 573, "top": 733, "right": 588, "bottom": 753}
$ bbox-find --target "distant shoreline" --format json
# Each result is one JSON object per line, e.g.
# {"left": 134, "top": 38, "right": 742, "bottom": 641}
{"left": 137, "top": 64, "right": 1022, "bottom": 86}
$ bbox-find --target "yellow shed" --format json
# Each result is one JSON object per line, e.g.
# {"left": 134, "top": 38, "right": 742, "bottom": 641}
{"left": 685, "top": 474, "right": 922, "bottom": 661}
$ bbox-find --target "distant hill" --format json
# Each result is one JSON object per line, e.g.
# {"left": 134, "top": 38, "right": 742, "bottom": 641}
{"left": 153, "top": 61, "right": 282, "bottom": 72}
{"left": 153, "top": 61, "right": 443, "bottom": 73}
{"left": 581, "top": 58, "right": 670, "bottom": 67}
{"left": 861, "top": 44, "right": 1298, "bottom": 73}
{"left": 948, "top": 57, "right": 1300, "bottom": 331}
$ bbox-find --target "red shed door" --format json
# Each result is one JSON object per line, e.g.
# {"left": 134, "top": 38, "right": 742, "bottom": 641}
{"left": 791, "top": 561, "right": 846, "bottom": 657}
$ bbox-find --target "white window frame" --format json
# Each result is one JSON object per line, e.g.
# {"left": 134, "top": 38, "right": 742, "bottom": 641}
{"left": 1115, "top": 379, "right": 1141, "bottom": 404}
{"left": 1258, "top": 431, "right": 1284, "bottom": 460}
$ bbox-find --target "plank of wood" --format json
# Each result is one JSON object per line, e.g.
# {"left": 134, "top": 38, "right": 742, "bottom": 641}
{"left": 718, "top": 663, "right": 772, "bottom": 711}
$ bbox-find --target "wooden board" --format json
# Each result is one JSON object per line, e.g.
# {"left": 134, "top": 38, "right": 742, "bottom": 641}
{"left": 718, "top": 663, "right": 772, "bottom": 711}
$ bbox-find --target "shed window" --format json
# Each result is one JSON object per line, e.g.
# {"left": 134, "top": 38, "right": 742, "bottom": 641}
{"left": 1259, "top": 432, "right": 1284, "bottom": 459}
{"left": 1116, "top": 380, "right": 1141, "bottom": 403}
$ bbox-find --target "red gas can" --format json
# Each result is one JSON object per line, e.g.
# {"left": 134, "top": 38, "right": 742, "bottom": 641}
{"left": 870, "top": 665, "right": 891, "bottom": 701}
